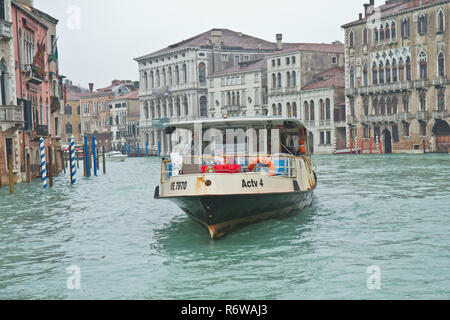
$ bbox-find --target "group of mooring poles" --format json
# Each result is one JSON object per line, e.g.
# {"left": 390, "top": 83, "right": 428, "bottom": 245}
{"left": 123, "top": 142, "right": 151, "bottom": 157}
{"left": 333, "top": 136, "right": 384, "bottom": 155}
{"left": 82, "top": 135, "right": 106, "bottom": 179}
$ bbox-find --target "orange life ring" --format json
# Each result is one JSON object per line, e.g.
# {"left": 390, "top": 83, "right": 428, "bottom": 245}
{"left": 247, "top": 157, "right": 276, "bottom": 176}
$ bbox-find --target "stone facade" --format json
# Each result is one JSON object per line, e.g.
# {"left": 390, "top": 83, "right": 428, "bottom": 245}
{"left": 207, "top": 58, "right": 268, "bottom": 118}
{"left": 343, "top": 0, "right": 450, "bottom": 153}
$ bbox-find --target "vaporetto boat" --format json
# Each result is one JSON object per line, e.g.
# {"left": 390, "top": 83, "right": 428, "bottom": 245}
{"left": 154, "top": 117, "right": 317, "bottom": 240}
{"left": 106, "top": 151, "right": 128, "bottom": 162}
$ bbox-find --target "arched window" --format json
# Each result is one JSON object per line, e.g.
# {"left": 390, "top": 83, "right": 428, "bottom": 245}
{"left": 310, "top": 100, "right": 315, "bottom": 120}
{"left": 175, "top": 66, "right": 180, "bottom": 85}
{"left": 286, "top": 72, "right": 291, "bottom": 87}
{"left": 387, "top": 97, "right": 392, "bottom": 114}
{"left": 406, "top": 57, "right": 412, "bottom": 81}
{"left": 362, "top": 27, "right": 368, "bottom": 45}
{"left": 161, "top": 68, "right": 166, "bottom": 86}
{"left": 144, "top": 102, "right": 149, "bottom": 119}
{"left": 403, "top": 95, "right": 409, "bottom": 113}
{"left": 168, "top": 67, "right": 172, "bottom": 85}
{"left": 277, "top": 73, "right": 282, "bottom": 88}
{"left": 392, "top": 96, "right": 398, "bottom": 114}
{"left": 65, "top": 122, "right": 72, "bottom": 134}
{"left": 350, "top": 66, "right": 355, "bottom": 88}
{"left": 419, "top": 91, "right": 427, "bottom": 111}
{"left": 363, "top": 63, "right": 368, "bottom": 86}
{"left": 325, "top": 99, "right": 331, "bottom": 120}
{"left": 200, "top": 96, "right": 207, "bottom": 117}
{"left": 374, "top": 27, "right": 379, "bottom": 43}
{"left": 363, "top": 97, "right": 369, "bottom": 115}
{"left": 418, "top": 13, "right": 427, "bottom": 34}
{"left": 236, "top": 91, "right": 240, "bottom": 106}
{"left": 304, "top": 102, "right": 309, "bottom": 121}
{"left": 385, "top": 24, "right": 390, "bottom": 41}
{"left": 319, "top": 99, "right": 324, "bottom": 120}
{"left": 437, "top": 90, "right": 445, "bottom": 111}
{"left": 385, "top": 61, "right": 391, "bottom": 83}
{"left": 293, "top": 102, "right": 298, "bottom": 118}
{"left": 0, "top": 59, "right": 9, "bottom": 105}
{"left": 379, "top": 62, "right": 384, "bottom": 84}
{"left": 150, "top": 71, "right": 154, "bottom": 88}
{"left": 380, "top": 25, "right": 385, "bottom": 41}
{"left": 232, "top": 92, "right": 235, "bottom": 106}
{"left": 143, "top": 71, "right": 148, "bottom": 90}
{"left": 391, "top": 22, "right": 396, "bottom": 39}
{"left": 291, "top": 71, "right": 296, "bottom": 87}
{"left": 438, "top": 52, "right": 445, "bottom": 77}
{"left": 349, "top": 30, "right": 354, "bottom": 47}
{"left": 372, "top": 62, "right": 378, "bottom": 84}
{"left": 183, "top": 64, "right": 187, "bottom": 84}
{"left": 287, "top": 103, "right": 292, "bottom": 117}
{"left": 418, "top": 51, "right": 428, "bottom": 80}
{"left": 272, "top": 74, "right": 276, "bottom": 88}
{"left": 438, "top": 9, "right": 445, "bottom": 33}
{"left": 401, "top": 18, "right": 410, "bottom": 38}
{"left": 373, "top": 98, "right": 379, "bottom": 115}
{"left": 392, "top": 59, "right": 398, "bottom": 82}
{"left": 272, "top": 104, "right": 277, "bottom": 115}
{"left": 151, "top": 103, "right": 155, "bottom": 118}
{"left": 399, "top": 58, "right": 404, "bottom": 81}
{"left": 156, "top": 70, "right": 160, "bottom": 87}
{"left": 278, "top": 103, "right": 282, "bottom": 116}
{"left": 380, "top": 98, "right": 386, "bottom": 115}
{"left": 198, "top": 63, "right": 206, "bottom": 84}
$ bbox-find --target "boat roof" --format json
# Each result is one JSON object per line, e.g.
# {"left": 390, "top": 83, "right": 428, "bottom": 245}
{"left": 165, "top": 117, "right": 306, "bottom": 130}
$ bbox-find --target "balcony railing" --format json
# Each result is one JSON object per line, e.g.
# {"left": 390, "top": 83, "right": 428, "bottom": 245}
{"left": 358, "top": 81, "right": 413, "bottom": 95}
{"left": 319, "top": 120, "right": 332, "bottom": 127}
{"left": 345, "top": 88, "right": 356, "bottom": 96}
{"left": 398, "top": 112, "right": 411, "bottom": 122}
{"left": 432, "top": 110, "right": 447, "bottom": 120}
{"left": 269, "top": 88, "right": 283, "bottom": 95}
{"left": 360, "top": 115, "right": 370, "bottom": 124}
{"left": 25, "top": 65, "right": 43, "bottom": 85}
{"left": 414, "top": 80, "right": 429, "bottom": 89}
{"left": 0, "top": 21, "right": 13, "bottom": 39}
{"left": 0, "top": 105, "right": 24, "bottom": 124}
{"left": 416, "top": 110, "right": 428, "bottom": 121}
{"left": 432, "top": 77, "right": 447, "bottom": 87}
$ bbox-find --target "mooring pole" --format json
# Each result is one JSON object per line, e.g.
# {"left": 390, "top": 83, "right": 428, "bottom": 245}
{"left": 92, "top": 136, "right": 98, "bottom": 176}
{"left": 8, "top": 154, "right": 14, "bottom": 194}
{"left": 40, "top": 138, "right": 48, "bottom": 189}
{"left": 103, "top": 152, "right": 106, "bottom": 174}
{"left": 26, "top": 152, "right": 31, "bottom": 183}
{"left": 48, "top": 146, "right": 54, "bottom": 188}
{"left": 69, "top": 137, "right": 76, "bottom": 185}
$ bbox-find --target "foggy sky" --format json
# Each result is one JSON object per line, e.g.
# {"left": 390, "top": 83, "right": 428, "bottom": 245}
{"left": 33, "top": 0, "right": 385, "bottom": 90}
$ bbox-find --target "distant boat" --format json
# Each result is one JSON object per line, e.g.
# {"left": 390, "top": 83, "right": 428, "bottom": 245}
{"left": 106, "top": 151, "right": 128, "bottom": 162}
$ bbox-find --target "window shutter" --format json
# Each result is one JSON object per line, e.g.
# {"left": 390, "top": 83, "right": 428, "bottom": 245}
{"left": 424, "top": 14, "right": 427, "bottom": 33}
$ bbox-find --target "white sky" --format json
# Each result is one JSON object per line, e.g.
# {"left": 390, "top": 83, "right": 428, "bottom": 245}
{"left": 34, "top": 0, "right": 386, "bottom": 89}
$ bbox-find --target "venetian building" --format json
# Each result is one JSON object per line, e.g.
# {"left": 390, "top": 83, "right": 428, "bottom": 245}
{"left": 135, "top": 29, "right": 280, "bottom": 156}
{"left": 342, "top": 0, "right": 450, "bottom": 153}
{"left": 0, "top": 0, "right": 21, "bottom": 185}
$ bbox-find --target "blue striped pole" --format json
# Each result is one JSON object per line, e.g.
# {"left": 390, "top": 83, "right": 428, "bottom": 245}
{"left": 92, "top": 136, "right": 98, "bottom": 176}
{"left": 137, "top": 143, "right": 140, "bottom": 157}
{"left": 146, "top": 142, "right": 148, "bottom": 157}
{"left": 40, "top": 138, "right": 47, "bottom": 189}
{"left": 70, "top": 136, "right": 77, "bottom": 184}
{"left": 158, "top": 141, "right": 161, "bottom": 157}
{"left": 84, "top": 135, "right": 90, "bottom": 177}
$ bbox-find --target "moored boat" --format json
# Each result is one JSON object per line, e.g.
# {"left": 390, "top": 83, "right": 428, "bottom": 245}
{"left": 154, "top": 117, "right": 317, "bottom": 240}
{"left": 106, "top": 151, "right": 128, "bottom": 162}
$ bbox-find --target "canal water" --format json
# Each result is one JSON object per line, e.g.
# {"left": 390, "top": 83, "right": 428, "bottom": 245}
{"left": 0, "top": 154, "right": 449, "bottom": 300}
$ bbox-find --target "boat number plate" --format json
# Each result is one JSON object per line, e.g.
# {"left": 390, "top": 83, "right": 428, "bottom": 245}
{"left": 171, "top": 181, "right": 188, "bottom": 191}
{"left": 242, "top": 179, "right": 264, "bottom": 188}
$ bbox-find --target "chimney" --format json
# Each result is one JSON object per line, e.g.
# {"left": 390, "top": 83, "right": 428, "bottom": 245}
{"left": 211, "top": 30, "right": 223, "bottom": 49}
{"left": 88, "top": 83, "right": 94, "bottom": 93}
{"left": 276, "top": 34, "right": 283, "bottom": 50}
{"left": 359, "top": 13, "right": 363, "bottom": 20}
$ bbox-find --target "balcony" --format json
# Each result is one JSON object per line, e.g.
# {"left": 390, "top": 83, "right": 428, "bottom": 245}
{"left": 414, "top": 80, "right": 429, "bottom": 90}
{"left": 345, "top": 88, "right": 356, "bottom": 96}
{"left": 360, "top": 115, "right": 370, "bottom": 124}
{"left": 269, "top": 88, "right": 284, "bottom": 95}
{"left": 398, "top": 112, "right": 411, "bottom": 122}
{"left": 35, "top": 124, "right": 49, "bottom": 137}
{"left": 432, "top": 77, "right": 447, "bottom": 87}
{"left": 0, "top": 105, "right": 24, "bottom": 131}
{"left": 26, "top": 65, "right": 43, "bottom": 85}
{"left": 432, "top": 110, "right": 447, "bottom": 120}
{"left": 0, "top": 20, "right": 13, "bottom": 40}
{"left": 151, "top": 86, "right": 169, "bottom": 97}
{"left": 334, "top": 120, "right": 347, "bottom": 127}
{"left": 50, "top": 96, "right": 60, "bottom": 113}
{"left": 416, "top": 111, "right": 428, "bottom": 121}
{"left": 285, "top": 87, "right": 298, "bottom": 94}
{"left": 358, "top": 81, "right": 413, "bottom": 95}
{"left": 319, "top": 120, "right": 331, "bottom": 127}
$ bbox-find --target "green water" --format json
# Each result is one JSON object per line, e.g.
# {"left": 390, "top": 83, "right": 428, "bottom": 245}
{"left": 0, "top": 154, "right": 449, "bottom": 299}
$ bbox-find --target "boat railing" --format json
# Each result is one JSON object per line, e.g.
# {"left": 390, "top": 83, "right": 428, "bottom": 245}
{"left": 161, "top": 154, "right": 298, "bottom": 182}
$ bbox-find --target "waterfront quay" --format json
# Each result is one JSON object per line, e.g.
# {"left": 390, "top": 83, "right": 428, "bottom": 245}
{"left": 0, "top": 154, "right": 449, "bottom": 299}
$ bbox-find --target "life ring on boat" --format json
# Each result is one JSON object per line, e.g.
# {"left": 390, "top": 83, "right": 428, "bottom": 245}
{"left": 247, "top": 157, "right": 276, "bottom": 176}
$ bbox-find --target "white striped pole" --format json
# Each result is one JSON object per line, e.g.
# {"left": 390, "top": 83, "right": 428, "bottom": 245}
{"left": 355, "top": 136, "right": 359, "bottom": 154}
{"left": 70, "top": 136, "right": 77, "bottom": 184}
{"left": 376, "top": 136, "right": 380, "bottom": 154}
{"left": 40, "top": 138, "right": 47, "bottom": 189}
{"left": 333, "top": 136, "right": 337, "bottom": 154}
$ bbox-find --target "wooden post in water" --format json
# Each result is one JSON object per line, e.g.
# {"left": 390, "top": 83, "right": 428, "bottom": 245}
{"left": 8, "top": 155, "right": 14, "bottom": 194}
{"left": 26, "top": 152, "right": 31, "bottom": 183}
{"left": 69, "top": 145, "right": 74, "bottom": 185}
{"left": 103, "top": 152, "right": 106, "bottom": 174}
{"left": 76, "top": 151, "right": 80, "bottom": 169}
{"left": 83, "top": 144, "right": 87, "bottom": 177}
{"left": 61, "top": 149, "right": 66, "bottom": 175}
{"left": 48, "top": 146, "right": 54, "bottom": 188}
